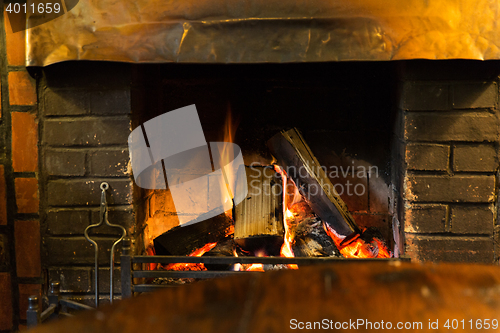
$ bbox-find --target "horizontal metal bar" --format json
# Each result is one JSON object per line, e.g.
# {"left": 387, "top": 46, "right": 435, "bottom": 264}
{"left": 40, "top": 304, "right": 57, "bottom": 322}
{"left": 132, "top": 256, "right": 405, "bottom": 265}
{"left": 133, "top": 270, "right": 257, "bottom": 279}
{"left": 133, "top": 284, "right": 178, "bottom": 293}
{"left": 59, "top": 299, "right": 94, "bottom": 311}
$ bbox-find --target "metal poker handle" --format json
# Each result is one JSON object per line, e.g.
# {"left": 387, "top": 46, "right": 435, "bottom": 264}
{"left": 84, "top": 182, "right": 126, "bottom": 307}
{"left": 104, "top": 184, "right": 127, "bottom": 304}
{"left": 83, "top": 184, "right": 104, "bottom": 308}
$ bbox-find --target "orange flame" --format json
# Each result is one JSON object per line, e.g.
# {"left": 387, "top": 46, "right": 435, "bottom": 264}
{"left": 322, "top": 222, "right": 391, "bottom": 259}
{"left": 274, "top": 165, "right": 299, "bottom": 269}
{"left": 164, "top": 242, "right": 218, "bottom": 271}
{"left": 218, "top": 103, "right": 241, "bottom": 205}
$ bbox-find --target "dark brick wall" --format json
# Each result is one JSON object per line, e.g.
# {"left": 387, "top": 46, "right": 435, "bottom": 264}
{"left": 39, "top": 62, "right": 135, "bottom": 304}
{"left": 0, "top": 6, "right": 41, "bottom": 331}
{"left": 397, "top": 61, "right": 500, "bottom": 263}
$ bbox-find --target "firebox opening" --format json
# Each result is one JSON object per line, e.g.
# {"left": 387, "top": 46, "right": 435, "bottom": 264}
{"left": 131, "top": 62, "right": 399, "bottom": 261}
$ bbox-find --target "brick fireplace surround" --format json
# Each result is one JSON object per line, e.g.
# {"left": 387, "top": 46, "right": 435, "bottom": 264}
{"left": 1, "top": 12, "right": 500, "bottom": 333}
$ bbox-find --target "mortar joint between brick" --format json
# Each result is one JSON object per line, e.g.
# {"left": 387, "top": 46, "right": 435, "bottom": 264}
{"left": 495, "top": 167, "right": 500, "bottom": 225}
{"left": 6, "top": 66, "right": 27, "bottom": 72}
{"left": 84, "top": 151, "right": 90, "bottom": 177}
{"left": 16, "top": 277, "right": 43, "bottom": 285}
{"left": 445, "top": 204, "right": 451, "bottom": 232}
{"left": 448, "top": 144, "right": 455, "bottom": 176}
{"left": 405, "top": 170, "right": 450, "bottom": 176}
{"left": 407, "top": 200, "right": 496, "bottom": 205}
{"left": 6, "top": 106, "right": 36, "bottom": 113}
{"left": 493, "top": 226, "right": 500, "bottom": 262}
{"left": 44, "top": 144, "right": 129, "bottom": 149}
{"left": 406, "top": 233, "right": 493, "bottom": 239}
{"left": 412, "top": 170, "right": 498, "bottom": 177}
{"left": 13, "top": 214, "right": 39, "bottom": 221}
{"left": 44, "top": 115, "right": 131, "bottom": 121}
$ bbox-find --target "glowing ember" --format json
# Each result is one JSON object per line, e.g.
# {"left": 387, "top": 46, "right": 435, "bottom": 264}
{"left": 374, "top": 238, "right": 391, "bottom": 258}
{"left": 245, "top": 251, "right": 266, "bottom": 271}
{"left": 163, "top": 242, "right": 218, "bottom": 271}
{"left": 226, "top": 224, "right": 235, "bottom": 237}
{"left": 162, "top": 223, "right": 234, "bottom": 271}
{"left": 232, "top": 249, "right": 266, "bottom": 271}
{"left": 246, "top": 263, "right": 265, "bottom": 272}
{"left": 322, "top": 222, "right": 391, "bottom": 259}
{"left": 145, "top": 246, "right": 159, "bottom": 271}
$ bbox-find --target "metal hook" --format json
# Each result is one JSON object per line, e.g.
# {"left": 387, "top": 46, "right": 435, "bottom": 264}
{"left": 84, "top": 182, "right": 126, "bottom": 307}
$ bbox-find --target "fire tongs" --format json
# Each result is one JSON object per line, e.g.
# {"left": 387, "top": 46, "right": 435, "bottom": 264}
{"left": 84, "top": 182, "right": 127, "bottom": 307}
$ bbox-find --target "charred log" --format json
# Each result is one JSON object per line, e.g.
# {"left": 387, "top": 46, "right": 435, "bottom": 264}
{"left": 203, "top": 237, "right": 236, "bottom": 271}
{"left": 268, "top": 128, "right": 361, "bottom": 238}
{"left": 286, "top": 202, "right": 342, "bottom": 258}
{"left": 293, "top": 217, "right": 342, "bottom": 258}
{"left": 153, "top": 212, "right": 233, "bottom": 256}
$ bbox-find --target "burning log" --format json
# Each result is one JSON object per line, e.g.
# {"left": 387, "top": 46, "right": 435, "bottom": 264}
{"left": 202, "top": 237, "right": 237, "bottom": 271}
{"left": 233, "top": 165, "right": 284, "bottom": 255}
{"left": 268, "top": 128, "right": 360, "bottom": 238}
{"left": 293, "top": 218, "right": 340, "bottom": 257}
{"left": 204, "top": 237, "right": 236, "bottom": 257}
{"left": 288, "top": 202, "right": 341, "bottom": 258}
{"left": 153, "top": 212, "right": 233, "bottom": 256}
{"left": 323, "top": 224, "right": 391, "bottom": 258}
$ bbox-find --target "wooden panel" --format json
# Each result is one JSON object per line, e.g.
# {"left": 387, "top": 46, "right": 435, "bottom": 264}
{"left": 234, "top": 166, "right": 284, "bottom": 241}
{"left": 28, "top": 262, "right": 500, "bottom": 333}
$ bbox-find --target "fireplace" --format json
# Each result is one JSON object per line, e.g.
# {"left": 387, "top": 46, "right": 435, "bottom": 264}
{"left": 132, "top": 62, "right": 396, "bottom": 260}
{"left": 31, "top": 59, "right": 499, "bottom": 298}
{"left": 4, "top": 59, "right": 500, "bottom": 327}
{"left": 1, "top": 1, "right": 500, "bottom": 330}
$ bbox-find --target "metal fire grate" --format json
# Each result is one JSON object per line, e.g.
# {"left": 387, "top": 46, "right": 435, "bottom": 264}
{"left": 120, "top": 237, "right": 407, "bottom": 296}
